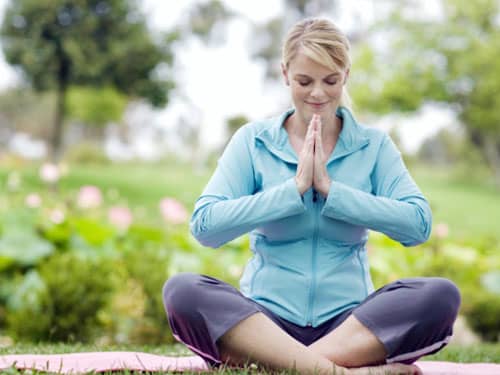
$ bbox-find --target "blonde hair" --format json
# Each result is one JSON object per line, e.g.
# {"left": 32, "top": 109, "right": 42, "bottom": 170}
{"left": 282, "top": 18, "right": 352, "bottom": 109}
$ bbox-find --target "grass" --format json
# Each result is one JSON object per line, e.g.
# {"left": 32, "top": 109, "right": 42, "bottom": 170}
{"left": 424, "top": 343, "right": 500, "bottom": 362}
{"left": 0, "top": 343, "right": 499, "bottom": 374}
{"left": 0, "top": 161, "right": 210, "bottom": 226}
{"left": 1, "top": 160, "right": 499, "bottom": 373}
{"left": 1, "top": 160, "right": 499, "bottom": 240}
{"left": 412, "top": 164, "right": 500, "bottom": 241}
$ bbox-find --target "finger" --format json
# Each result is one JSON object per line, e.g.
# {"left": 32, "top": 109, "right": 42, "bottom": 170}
{"left": 306, "top": 124, "right": 316, "bottom": 149}
{"left": 314, "top": 122, "right": 323, "bottom": 157}
{"left": 313, "top": 113, "right": 320, "bottom": 131}
{"left": 318, "top": 116, "right": 323, "bottom": 139}
{"left": 306, "top": 115, "right": 316, "bottom": 136}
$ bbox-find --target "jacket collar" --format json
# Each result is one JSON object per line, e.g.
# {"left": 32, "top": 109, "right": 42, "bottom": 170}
{"left": 255, "top": 107, "right": 370, "bottom": 165}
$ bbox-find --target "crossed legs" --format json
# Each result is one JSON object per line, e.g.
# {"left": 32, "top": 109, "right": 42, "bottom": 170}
{"left": 218, "top": 312, "right": 421, "bottom": 375}
{"left": 164, "top": 274, "right": 459, "bottom": 375}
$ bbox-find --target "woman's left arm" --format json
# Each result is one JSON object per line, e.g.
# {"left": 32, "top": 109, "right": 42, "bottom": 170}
{"left": 321, "top": 134, "right": 432, "bottom": 246}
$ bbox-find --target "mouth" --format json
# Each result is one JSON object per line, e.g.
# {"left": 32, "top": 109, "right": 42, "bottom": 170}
{"left": 305, "top": 102, "right": 328, "bottom": 110}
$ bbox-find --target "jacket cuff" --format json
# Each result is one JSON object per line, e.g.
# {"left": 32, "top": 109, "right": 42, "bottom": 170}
{"left": 283, "top": 177, "right": 306, "bottom": 211}
{"left": 320, "top": 180, "right": 351, "bottom": 220}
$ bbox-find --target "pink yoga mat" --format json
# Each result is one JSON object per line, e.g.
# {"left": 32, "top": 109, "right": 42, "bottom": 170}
{"left": 0, "top": 352, "right": 499, "bottom": 374}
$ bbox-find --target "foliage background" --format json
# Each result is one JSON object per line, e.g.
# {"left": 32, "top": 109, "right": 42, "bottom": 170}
{"left": 0, "top": 0, "right": 499, "bottom": 351}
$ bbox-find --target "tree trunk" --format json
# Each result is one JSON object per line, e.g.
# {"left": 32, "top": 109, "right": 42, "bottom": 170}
{"left": 50, "top": 39, "right": 70, "bottom": 163}
{"left": 51, "top": 81, "right": 67, "bottom": 163}
{"left": 484, "top": 137, "right": 500, "bottom": 186}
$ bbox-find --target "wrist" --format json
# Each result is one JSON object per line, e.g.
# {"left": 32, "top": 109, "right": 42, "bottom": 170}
{"left": 317, "top": 178, "right": 331, "bottom": 197}
{"left": 294, "top": 177, "right": 307, "bottom": 195}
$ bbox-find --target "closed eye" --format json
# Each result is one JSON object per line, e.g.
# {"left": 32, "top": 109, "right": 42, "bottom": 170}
{"left": 297, "top": 80, "right": 338, "bottom": 86}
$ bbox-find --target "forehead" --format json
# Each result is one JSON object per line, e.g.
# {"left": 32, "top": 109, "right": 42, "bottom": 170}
{"left": 287, "top": 51, "right": 342, "bottom": 77}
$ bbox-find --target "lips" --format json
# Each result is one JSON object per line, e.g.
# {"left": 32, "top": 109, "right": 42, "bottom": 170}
{"left": 306, "top": 102, "right": 327, "bottom": 109}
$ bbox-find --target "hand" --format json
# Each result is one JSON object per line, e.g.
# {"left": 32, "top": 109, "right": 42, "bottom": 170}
{"left": 312, "top": 115, "right": 331, "bottom": 197}
{"left": 294, "top": 114, "right": 316, "bottom": 195}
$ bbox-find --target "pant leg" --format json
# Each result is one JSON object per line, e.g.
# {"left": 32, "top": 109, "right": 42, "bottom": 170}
{"left": 162, "top": 272, "right": 261, "bottom": 366}
{"left": 351, "top": 277, "right": 461, "bottom": 364}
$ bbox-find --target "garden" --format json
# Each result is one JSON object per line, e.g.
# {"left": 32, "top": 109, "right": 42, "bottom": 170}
{"left": 1, "top": 0, "right": 500, "bottom": 370}
{"left": 0, "top": 159, "right": 499, "bottom": 365}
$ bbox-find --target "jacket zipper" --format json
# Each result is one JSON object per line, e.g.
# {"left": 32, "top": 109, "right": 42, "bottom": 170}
{"left": 306, "top": 189, "right": 319, "bottom": 326}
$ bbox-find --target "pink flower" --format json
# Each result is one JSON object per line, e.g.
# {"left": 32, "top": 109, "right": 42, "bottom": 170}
{"left": 39, "top": 163, "right": 60, "bottom": 183}
{"left": 108, "top": 206, "right": 133, "bottom": 230}
{"left": 49, "top": 209, "right": 65, "bottom": 224}
{"left": 77, "top": 185, "right": 103, "bottom": 209}
{"left": 6, "top": 171, "right": 21, "bottom": 191}
{"left": 159, "top": 197, "right": 188, "bottom": 224}
{"left": 25, "top": 193, "right": 42, "bottom": 208}
{"left": 434, "top": 223, "right": 449, "bottom": 239}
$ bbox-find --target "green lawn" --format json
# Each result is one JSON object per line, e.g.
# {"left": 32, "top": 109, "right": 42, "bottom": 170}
{"left": 1, "top": 342, "right": 499, "bottom": 362}
{"left": 0, "top": 343, "right": 498, "bottom": 374}
{"left": 0, "top": 161, "right": 210, "bottom": 226}
{"left": 1, "top": 161, "right": 499, "bottom": 373}
{"left": 1, "top": 161, "right": 499, "bottom": 240}
{"left": 412, "top": 165, "right": 500, "bottom": 241}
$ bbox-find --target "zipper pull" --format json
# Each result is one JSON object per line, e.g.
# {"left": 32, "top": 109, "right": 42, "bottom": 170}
{"left": 312, "top": 189, "right": 317, "bottom": 203}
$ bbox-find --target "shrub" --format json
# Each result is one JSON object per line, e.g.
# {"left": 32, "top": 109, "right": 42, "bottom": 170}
{"left": 64, "top": 142, "right": 109, "bottom": 165}
{"left": 465, "top": 291, "right": 500, "bottom": 342}
{"left": 118, "top": 242, "right": 174, "bottom": 344}
{"left": 7, "top": 252, "right": 116, "bottom": 342}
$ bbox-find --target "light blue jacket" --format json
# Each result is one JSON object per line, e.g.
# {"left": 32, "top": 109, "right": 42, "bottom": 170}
{"left": 190, "top": 107, "right": 432, "bottom": 327}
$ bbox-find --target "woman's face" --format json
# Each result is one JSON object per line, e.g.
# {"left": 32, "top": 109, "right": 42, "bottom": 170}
{"left": 282, "top": 51, "right": 348, "bottom": 126}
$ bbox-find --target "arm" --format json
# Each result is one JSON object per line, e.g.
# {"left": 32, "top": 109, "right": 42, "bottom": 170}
{"left": 190, "top": 126, "right": 306, "bottom": 248}
{"left": 321, "top": 134, "right": 432, "bottom": 246}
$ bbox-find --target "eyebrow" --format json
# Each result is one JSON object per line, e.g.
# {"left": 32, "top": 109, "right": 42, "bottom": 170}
{"left": 294, "top": 73, "right": 341, "bottom": 80}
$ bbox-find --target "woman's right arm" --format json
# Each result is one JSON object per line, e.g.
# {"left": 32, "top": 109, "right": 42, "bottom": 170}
{"left": 190, "top": 126, "right": 306, "bottom": 248}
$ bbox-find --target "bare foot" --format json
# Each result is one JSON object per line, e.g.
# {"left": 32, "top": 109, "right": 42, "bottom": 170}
{"left": 341, "top": 362, "right": 423, "bottom": 375}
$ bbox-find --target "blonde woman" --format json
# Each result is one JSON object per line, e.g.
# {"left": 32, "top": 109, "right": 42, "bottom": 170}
{"left": 163, "top": 18, "right": 460, "bottom": 375}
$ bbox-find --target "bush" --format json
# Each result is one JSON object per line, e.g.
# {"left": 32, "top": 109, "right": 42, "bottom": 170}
{"left": 64, "top": 142, "right": 110, "bottom": 165}
{"left": 115, "top": 242, "right": 173, "bottom": 344}
{"left": 465, "top": 292, "right": 500, "bottom": 342}
{"left": 368, "top": 232, "right": 500, "bottom": 341}
{"left": 7, "top": 252, "right": 115, "bottom": 342}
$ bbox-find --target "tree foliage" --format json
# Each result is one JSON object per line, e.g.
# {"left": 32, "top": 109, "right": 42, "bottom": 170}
{"left": 67, "top": 86, "right": 127, "bottom": 127}
{"left": 186, "top": 0, "right": 233, "bottom": 44}
{"left": 1, "top": 0, "right": 176, "bottom": 161}
{"left": 250, "top": 0, "right": 338, "bottom": 79}
{"left": 349, "top": 0, "right": 500, "bottom": 180}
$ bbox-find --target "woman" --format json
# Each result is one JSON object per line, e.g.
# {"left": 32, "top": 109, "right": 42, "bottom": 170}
{"left": 163, "top": 18, "right": 460, "bottom": 375}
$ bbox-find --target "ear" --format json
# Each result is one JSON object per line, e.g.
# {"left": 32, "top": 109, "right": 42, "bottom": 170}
{"left": 281, "top": 63, "right": 290, "bottom": 86}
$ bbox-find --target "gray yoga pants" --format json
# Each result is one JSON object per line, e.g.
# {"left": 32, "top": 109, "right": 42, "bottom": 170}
{"left": 163, "top": 273, "right": 460, "bottom": 367}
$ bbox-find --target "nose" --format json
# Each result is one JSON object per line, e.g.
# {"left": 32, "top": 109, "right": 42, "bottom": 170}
{"left": 310, "top": 83, "right": 325, "bottom": 99}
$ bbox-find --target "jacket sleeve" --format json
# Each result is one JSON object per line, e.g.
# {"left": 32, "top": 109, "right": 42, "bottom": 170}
{"left": 321, "top": 134, "right": 432, "bottom": 246}
{"left": 190, "top": 126, "right": 306, "bottom": 248}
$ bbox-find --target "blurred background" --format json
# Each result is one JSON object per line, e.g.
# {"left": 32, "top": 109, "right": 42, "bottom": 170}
{"left": 0, "top": 0, "right": 499, "bottom": 350}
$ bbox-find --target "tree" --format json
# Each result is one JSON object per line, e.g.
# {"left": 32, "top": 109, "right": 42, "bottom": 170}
{"left": 349, "top": 0, "right": 500, "bottom": 182}
{"left": 183, "top": 1, "right": 340, "bottom": 78}
{"left": 226, "top": 114, "right": 249, "bottom": 140}
{"left": 250, "top": 0, "right": 339, "bottom": 79}
{"left": 186, "top": 0, "right": 233, "bottom": 45}
{"left": 66, "top": 86, "right": 127, "bottom": 140}
{"left": 1, "top": 0, "right": 176, "bottom": 161}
